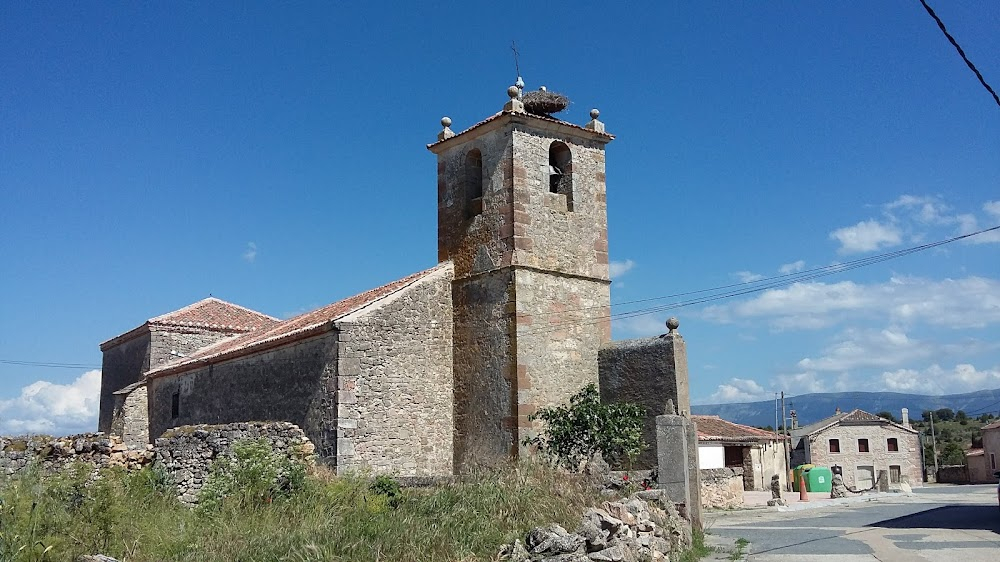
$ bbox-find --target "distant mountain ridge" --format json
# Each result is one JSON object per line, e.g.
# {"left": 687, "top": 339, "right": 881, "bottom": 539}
{"left": 691, "top": 388, "right": 1000, "bottom": 428}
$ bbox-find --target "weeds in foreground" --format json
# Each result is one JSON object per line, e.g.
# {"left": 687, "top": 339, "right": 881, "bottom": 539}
{"left": 1, "top": 453, "right": 706, "bottom": 562}
{"left": 728, "top": 537, "right": 749, "bottom": 560}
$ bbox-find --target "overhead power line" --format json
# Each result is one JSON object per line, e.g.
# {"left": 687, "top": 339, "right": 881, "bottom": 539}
{"left": 918, "top": 0, "right": 1000, "bottom": 109}
{"left": 0, "top": 359, "right": 101, "bottom": 369}
{"left": 500, "top": 224, "right": 1000, "bottom": 338}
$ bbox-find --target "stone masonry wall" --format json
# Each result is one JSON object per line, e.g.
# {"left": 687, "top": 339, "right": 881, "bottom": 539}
{"left": 514, "top": 269, "right": 607, "bottom": 454}
{"left": 146, "top": 332, "right": 337, "bottom": 459}
{"left": 699, "top": 468, "right": 744, "bottom": 509}
{"left": 155, "top": 422, "right": 314, "bottom": 504}
{"left": 110, "top": 383, "right": 149, "bottom": 448}
{"left": 599, "top": 331, "right": 690, "bottom": 469}
{"left": 99, "top": 332, "right": 151, "bottom": 432}
{"left": 148, "top": 327, "right": 240, "bottom": 371}
{"left": 0, "top": 433, "right": 153, "bottom": 477}
{"left": 0, "top": 422, "right": 315, "bottom": 507}
{"left": 509, "top": 126, "right": 611, "bottom": 281}
{"left": 436, "top": 122, "right": 515, "bottom": 277}
{"left": 806, "top": 423, "right": 922, "bottom": 488}
{"left": 334, "top": 264, "right": 454, "bottom": 476}
{"left": 452, "top": 270, "right": 516, "bottom": 469}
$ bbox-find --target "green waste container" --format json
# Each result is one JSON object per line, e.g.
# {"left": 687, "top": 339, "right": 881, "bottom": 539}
{"left": 792, "top": 464, "right": 814, "bottom": 492}
{"left": 805, "top": 466, "right": 833, "bottom": 493}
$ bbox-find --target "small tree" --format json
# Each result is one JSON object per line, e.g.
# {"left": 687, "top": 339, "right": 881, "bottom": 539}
{"left": 935, "top": 408, "right": 955, "bottom": 422}
{"left": 877, "top": 411, "right": 897, "bottom": 423}
{"left": 523, "top": 383, "right": 644, "bottom": 470}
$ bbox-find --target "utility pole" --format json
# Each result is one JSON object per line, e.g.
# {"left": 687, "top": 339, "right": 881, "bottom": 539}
{"left": 781, "top": 391, "right": 791, "bottom": 491}
{"left": 930, "top": 411, "right": 939, "bottom": 476}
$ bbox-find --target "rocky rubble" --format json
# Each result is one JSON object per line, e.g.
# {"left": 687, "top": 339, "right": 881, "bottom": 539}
{"left": 498, "top": 489, "right": 692, "bottom": 562}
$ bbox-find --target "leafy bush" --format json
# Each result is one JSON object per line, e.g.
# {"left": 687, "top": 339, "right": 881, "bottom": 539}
{"left": 197, "top": 439, "right": 307, "bottom": 513}
{"left": 523, "top": 383, "right": 645, "bottom": 469}
{"left": 369, "top": 474, "right": 402, "bottom": 509}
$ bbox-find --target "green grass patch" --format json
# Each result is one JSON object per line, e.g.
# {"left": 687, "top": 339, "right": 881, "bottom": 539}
{"left": 0, "top": 459, "right": 611, "bottom": 562}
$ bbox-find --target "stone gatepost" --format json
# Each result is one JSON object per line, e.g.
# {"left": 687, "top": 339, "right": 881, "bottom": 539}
{"left": 656, "top": 413, "right": 702, "bottom": 530}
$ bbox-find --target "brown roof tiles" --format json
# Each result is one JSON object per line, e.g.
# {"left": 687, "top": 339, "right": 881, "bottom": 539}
{"left": 691, "top": 415, "right": 780, "bottom": 443}
{"left": 145, "top": 263, "right": 449, "bottom": 378}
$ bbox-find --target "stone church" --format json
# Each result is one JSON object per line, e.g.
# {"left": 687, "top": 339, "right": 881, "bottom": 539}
{"left": 99, "top": 83, "right": 691, "bottom": 476}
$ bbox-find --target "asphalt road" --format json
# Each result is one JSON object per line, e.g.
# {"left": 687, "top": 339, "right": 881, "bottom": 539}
{"left": 706, "top": 484, "right": 1000, "bottom": 561}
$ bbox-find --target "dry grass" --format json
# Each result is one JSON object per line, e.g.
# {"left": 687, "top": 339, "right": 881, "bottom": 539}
{"left": 0, "top": 460, "right": 608, "bottom": 562}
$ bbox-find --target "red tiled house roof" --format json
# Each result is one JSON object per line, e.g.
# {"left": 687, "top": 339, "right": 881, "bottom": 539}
{"left": 691, "top": 415, "right": 781, "bottom": 443}
{"left": 146, "top": 263, "right": 451, "bottom": 378}
{"left": 100, "top": 297, "right": 280, "bottom": 350}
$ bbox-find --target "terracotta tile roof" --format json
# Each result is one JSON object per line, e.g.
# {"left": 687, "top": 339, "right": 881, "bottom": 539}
{"left": 100, "top": 297, "right": 279, "bottom": 350}
{"left": 148, "top": 297, "right": 279, "bottom": 332}
{"left": 427, "top": 109, "right": 614, "bottom": 150}
{"left": 691, "top": 415, "right": 780, "bottom": 443}
{"left": 146, "top": 263, "right": 450, "bottom": 378}
{"left": 838, "top": 409, "right": 885, "bottom": 424}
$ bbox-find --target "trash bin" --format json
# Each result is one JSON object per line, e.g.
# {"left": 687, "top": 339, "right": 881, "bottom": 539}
{"left": 792, "top": 464, "right": 814, "bottom": 492}
{"left": 806, "top": 466, "right": 833, "bottom": 493}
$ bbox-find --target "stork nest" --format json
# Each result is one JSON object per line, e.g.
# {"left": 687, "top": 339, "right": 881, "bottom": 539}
{"left": 522, "top": 90, "right": 570, "bottom": 115}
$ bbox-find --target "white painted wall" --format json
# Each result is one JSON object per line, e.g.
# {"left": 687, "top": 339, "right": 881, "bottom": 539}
{"left": 698, "top": 444, "right": 725, "bottom": 469}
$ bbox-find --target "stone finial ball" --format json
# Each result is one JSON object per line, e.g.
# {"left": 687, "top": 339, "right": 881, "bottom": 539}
{"left": 441, "top": 117, "right": 452, "bottom": 128}
{"left": 590, "top": 108, "right": 600, "bottom": 119}
{"left": 666, "top": 317, "right": 680, "bottom": 331}
{"left": 507, "top": 85, "right": 520, "bottom": 99}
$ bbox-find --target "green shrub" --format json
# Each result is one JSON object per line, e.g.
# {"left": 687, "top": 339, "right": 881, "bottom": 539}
{"left": 368, "top": 474, "right": 402, "bottom": 509}
{"left": 197, "top": 438, "right": 307, "bottom": 513}
{"left": 523, "top": 383, "right": 645, "bottom": 469}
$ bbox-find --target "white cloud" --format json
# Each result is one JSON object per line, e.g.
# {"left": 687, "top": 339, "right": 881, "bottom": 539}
{"left": 985, "top": 201, "right": 1000, "bottom": 220}
{"left": 609, "top": 259, "right": 634, "bottom": 279}
{"left": 0, "top": 370, "right": 101, "bottom": 435}
{"left": 778, "top": 260, "right": 805, "bottom": 275}
{"left": 703, "top": 377, "right": 770, "bottom": 404}
{"left": 735, "top": 271, "right": 764, "bottom": 283}
{"left": 829, "top": 219, "right": 902, "bottom": 254}
{"left": 881, "top": 364, "right": 1000, "bottom": 395}
{"left": 243, "top": 241, "right": 258, "bottom": 263}
{"left": 957, "top": 203, "right": 1000, "bottom": 244}
{"left": 884, "top": 195, "right": 954, "bottom": 226}
{"left": 702, "top": 275, "right": 1000, "bottom": 331}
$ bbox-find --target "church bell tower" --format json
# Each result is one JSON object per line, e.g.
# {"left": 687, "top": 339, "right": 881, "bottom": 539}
{"left": 428, "top": 84, "right": 614, "bottom": 470}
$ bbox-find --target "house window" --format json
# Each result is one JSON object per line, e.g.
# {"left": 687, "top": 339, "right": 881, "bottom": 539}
{"left": 465, "top": 149, "right": 483, "bottom": 218}
{"left": 887, "top": 438, "right": 898, "bottom": 452}
{"left": 858, "top": 439, "right": 870, "bottom": 453}
{"left": 992, "top": 453, "right": 996, "bottom": 470}
{"left": 724, "top": 446, "right": 744, "bottom": 468}
{"left": 829, "top": 439, "right": 840, "bottom": 453}
{"left": 171, "top": 392, "right": 180, "bottom": 419}
{"left": 890, "top": 465, "right": 901, "bottom": 483}
{"left": 548, "top": 141, "right": 574, "bottom": 211}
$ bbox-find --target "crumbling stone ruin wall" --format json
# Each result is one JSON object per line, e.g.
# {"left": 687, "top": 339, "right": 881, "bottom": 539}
{"left": 1, "top": 422, "right": 315, "bottom": 507}
{"left": 155, "top": 422, "right": 314, "bottom": 504}
{"left": 599, "top": 329, "right": 690, "bottom": 469}
{"left": 0, "top": 433, "right": 153, "bottom": 477}
{"left": 699, "top": 468, "right": 744, "bottom": 509}
{"left": 333, "top": 264, "right": 454, "bottom": 476}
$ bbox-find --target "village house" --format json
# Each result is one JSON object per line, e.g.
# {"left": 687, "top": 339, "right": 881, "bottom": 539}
{"left": 692, "top": 415, "right": 788, "bottom": 491}
{"left": 98, "top": 83, "right": 695, "bottom": 479}
{"left": 790, "top": 408, "right": 922, "bottom": 489}
{"left": 969, "top": 420, "right": 1000, "bottom": 483}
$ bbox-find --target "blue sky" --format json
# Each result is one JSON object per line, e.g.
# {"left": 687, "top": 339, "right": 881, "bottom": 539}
{"left": 2, "top": 2, "right": 998, "bottom": 434}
